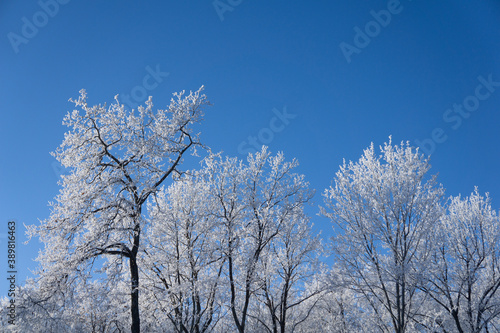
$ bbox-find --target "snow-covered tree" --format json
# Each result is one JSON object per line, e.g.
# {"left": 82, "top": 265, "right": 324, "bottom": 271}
{"left": 321, "top": 139, "right": 445, "bottom": 333}
{"left": 26, "top": 87, "right": 209, "bottom": 333}
{"left": 253, "top": 211, "right": 323, "bottom": 333}
{"left": 201, "top": 147, "right": 314, "bottom": 333}
{"left": 1, "top": 281, "right": 71, "bottom": 332}
{"left": 421, "top": 189, "right": 500, "bottom": 333}
{"left": 1, "top": 276, "right": 130, "bottom": 332}
{"left": 141, "top": 175, "right": 225, "bottom": 333}
{"left": 295, "top": 284, "right": 374, "bottom": 333}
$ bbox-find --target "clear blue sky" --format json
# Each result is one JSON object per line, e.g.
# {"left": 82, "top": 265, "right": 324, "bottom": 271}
{"left": 1, "top": 0, "right": 500, "bottom": 297}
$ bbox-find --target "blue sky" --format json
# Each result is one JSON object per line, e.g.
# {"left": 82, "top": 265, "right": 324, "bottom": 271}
{"left": 1, "top": 0, "right": 500, "bottom": 297}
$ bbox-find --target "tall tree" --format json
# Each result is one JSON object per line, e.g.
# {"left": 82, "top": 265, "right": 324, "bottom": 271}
{"left": 26, "top": 87, "right": 209, "bottom": 333}
{"left": 142, "top": 175, "right": 225, "bottom": 333}
{"left": 254, "top": 211, "right": 322, "bottom": 333}
{"left": 422, "top": 189, "right": 500, "bottom": 333}
{"left": 201, "top": 147, "right": 314, "bottom": 333}
{"left": 321, "top": 139, "right": 444, "bottom": 333}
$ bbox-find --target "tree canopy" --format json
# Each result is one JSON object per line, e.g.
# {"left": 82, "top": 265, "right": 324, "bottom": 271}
{"left": 2, "top": 92, "right": 500, "bottom": 333}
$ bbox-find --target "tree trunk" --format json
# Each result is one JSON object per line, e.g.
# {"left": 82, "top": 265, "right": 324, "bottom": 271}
{"left": 130, "top": 252, "right": 141, "bottom": 333}
{"left": 451, "top": 309, "right": 464, "bottom": 333}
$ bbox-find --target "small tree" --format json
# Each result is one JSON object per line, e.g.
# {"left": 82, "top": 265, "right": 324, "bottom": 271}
{"left": 27, "top": 87, "right": 209, "bottom": 333}
{"left": 321, "top": 139, "right": 444, "bottom": 333}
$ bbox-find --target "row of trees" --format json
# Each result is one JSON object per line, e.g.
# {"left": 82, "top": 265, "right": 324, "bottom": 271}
{"left": 2, "top": 88, "right": 500, "bottom": 332}
{"left": 321, "top": 142, "right": 500, "bottom": 332}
